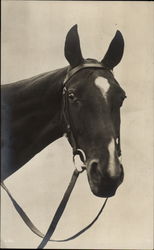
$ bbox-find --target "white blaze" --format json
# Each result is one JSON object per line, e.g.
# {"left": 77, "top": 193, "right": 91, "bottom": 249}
{"left": 95, "top": 76, "right": 110, "bottom": 101}
{"left": 108, "top": 138, "right": 117, "bottom": 176}
{"left": 95, "top": 77, "right": 117, "bottom": 176}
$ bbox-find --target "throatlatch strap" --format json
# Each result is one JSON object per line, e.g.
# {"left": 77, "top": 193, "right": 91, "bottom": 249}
{"left": 1, "top": 170, "right": 108, "bottom": 249}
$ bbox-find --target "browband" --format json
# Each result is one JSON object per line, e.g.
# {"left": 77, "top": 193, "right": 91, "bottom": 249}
{"left": 63, "top": 62, "right": 105, "bottom": 85}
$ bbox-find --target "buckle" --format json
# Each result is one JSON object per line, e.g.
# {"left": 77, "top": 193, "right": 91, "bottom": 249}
{"left": 73, "top": 149, "right": 86, "bottom": 173}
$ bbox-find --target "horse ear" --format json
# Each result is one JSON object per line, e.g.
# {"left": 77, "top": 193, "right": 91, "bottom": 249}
{"left": 101, "top": 30, "right": 124, "bottom": 70}
{"left": 64, "top": 24, "right": 84, "bottom": 68}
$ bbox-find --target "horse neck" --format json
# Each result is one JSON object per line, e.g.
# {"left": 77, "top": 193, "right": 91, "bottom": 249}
{"left": 1, "top": 67, "right": 68, "bottom": 181}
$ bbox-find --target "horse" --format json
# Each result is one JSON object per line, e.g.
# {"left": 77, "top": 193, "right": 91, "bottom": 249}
{"left": 1, "top": 24, "right": 126, "bottom": 199}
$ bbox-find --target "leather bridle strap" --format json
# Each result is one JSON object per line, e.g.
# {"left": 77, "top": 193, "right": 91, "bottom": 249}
{"left": 37, "top": 168, "right": 80, "bottom": 249}
{"left": 1, "top": 170, "right": 108, "bottom": 249}
{"left": 63, "top": 62, "right": 105, "bottom": 84}
{"left": 63, "top": 62, "right": 105, "bottom": 160}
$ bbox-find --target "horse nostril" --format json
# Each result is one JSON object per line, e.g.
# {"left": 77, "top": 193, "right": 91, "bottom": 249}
{"left": 89, "top": 159, "right": 99, "bottom": 171}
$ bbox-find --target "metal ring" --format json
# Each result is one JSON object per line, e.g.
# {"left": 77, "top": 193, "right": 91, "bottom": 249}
{"left": 76, "top": 166, "right": 86, "bottom": 173}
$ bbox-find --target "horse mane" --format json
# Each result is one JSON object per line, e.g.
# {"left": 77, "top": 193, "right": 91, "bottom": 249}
{"left": 2, "top": 67, "right": 68, "bottom": 102}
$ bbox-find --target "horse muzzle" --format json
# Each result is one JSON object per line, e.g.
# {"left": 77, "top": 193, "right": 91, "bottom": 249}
{"left": 87, "top": 159, "right": 124, "bottom": 198}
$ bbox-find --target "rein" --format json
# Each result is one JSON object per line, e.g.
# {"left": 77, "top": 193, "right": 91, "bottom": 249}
{"left": 1, "top": 62, "right": 109, "bottom": 249}
{"left": 1, "top": 173, "right": 108, "bottom": 248}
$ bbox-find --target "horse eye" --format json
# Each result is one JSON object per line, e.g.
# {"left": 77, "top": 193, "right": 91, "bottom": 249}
{"left": 68, "top": 92, "right": 75, "bottom": 98}
{"left": 68, "top": 92, "right": 76, "bottom": 101}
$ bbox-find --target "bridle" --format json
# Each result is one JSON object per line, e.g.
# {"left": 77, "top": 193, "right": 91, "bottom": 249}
{"left": 62, "top": 62, "right": 107, "bottom": 168}
{"left": 62, "top": 61, "right": 122, "bottom": 166}
{"left": 1, "top": 62, "right": 123, "bottom": 249}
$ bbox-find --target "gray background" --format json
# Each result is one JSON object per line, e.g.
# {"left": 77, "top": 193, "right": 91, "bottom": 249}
{"left": 1, "top": 1, "right": 154, "bottom": 249}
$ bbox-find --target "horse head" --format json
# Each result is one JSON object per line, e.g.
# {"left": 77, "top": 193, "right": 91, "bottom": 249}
{"left": 63, "top": 25, "right": 126, "bottom": 198}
